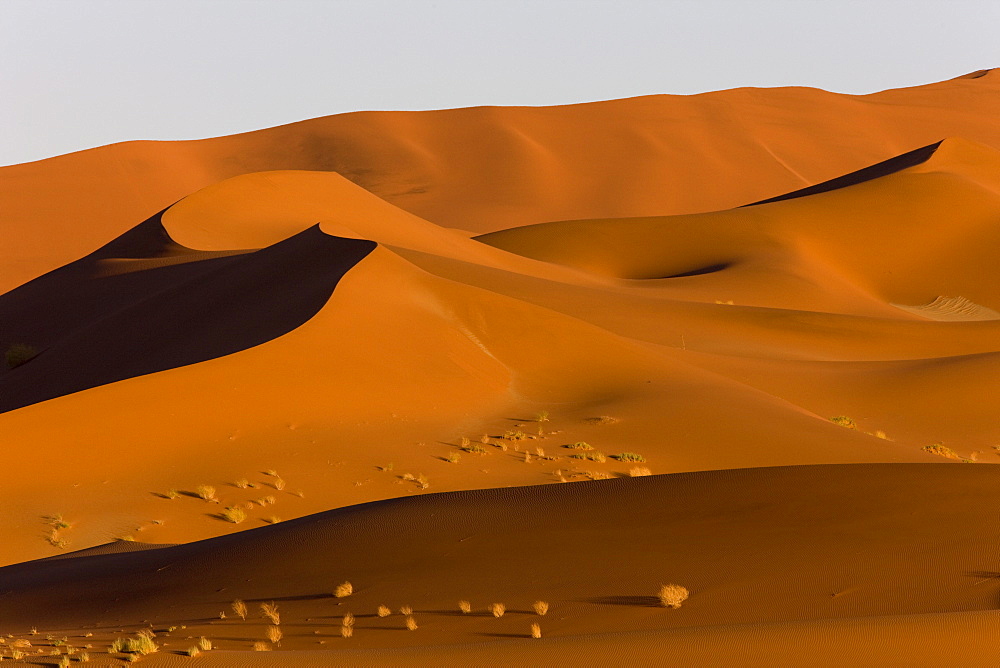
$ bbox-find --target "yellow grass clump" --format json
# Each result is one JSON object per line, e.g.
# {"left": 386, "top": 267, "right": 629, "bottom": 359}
{"left": 266, "top": 625, "right": 282, "bottom": 646}
{"left": 335, "top": 581, "right": 354, "bottom": 598}
{"left": 629, "top": 466, "right": 652, "bottom": 477}
{"left": 405, "top": 616, "right": 418, "bottom": 631}
{"left": 458, "top": 600, "right": 471, "bottom": 614}
{"left": 377, "top": 605, "right": 391, "bottom": 617}
{"left": 659, "top": 584, "right": 689, "bottom": 609}
{"left": 399, "top": 605, "right": 413, "bottom": 615}
{"left": 252, "top": 641, "right": 270, "bottom": 651}
{"left": 196, "top": 485, "right": 217, "bottom": 502}
{"left": 533, "top": 600, "right": 549, "bottom": 615}
{"left": 232, "top": 599, "right": 247, "bottom": 620}
{"left": 260, "top": 602, "right": 280, "bottom": 625}
{"left": 491, "top": 602, "right": 506, "bottom": 618}
{"left": 531, "top": 623, "right": 542, "bottom": 639}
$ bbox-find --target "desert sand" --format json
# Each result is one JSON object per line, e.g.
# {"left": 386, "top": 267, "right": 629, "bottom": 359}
{"left": 1, "top": 69, "right": 1000, "bottom": 665}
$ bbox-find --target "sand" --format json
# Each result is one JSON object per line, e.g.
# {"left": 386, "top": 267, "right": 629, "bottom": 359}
{"left": 1, "top": 70, "right": 1000, "bottom": 665}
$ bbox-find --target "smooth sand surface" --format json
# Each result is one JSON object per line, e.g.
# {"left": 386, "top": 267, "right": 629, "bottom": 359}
{"left": 2, "top": 72, "right": 1000, "bottom": 665}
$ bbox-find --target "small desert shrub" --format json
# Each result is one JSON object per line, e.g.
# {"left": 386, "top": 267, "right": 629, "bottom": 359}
{"left": 252, "top": 642, "right": 270, "bottom": 651}
{"left": 459, "top": 436, "right": 471, "bottom": 447}
{"left": 232, "top": 599, "right": 247, "bottom": 620}
{"left": 658, "top": 584, "right": 689, "bottom": 609}
{"left": 5, "top": 343, "right": 38, "bottom": 369}
{"left": 260, "top": 602, "right": 280, "bottom": 625}
{"left": 531, "top": 623, "right": 541, "bottom": 639}
{"left": 265, "top": 469, "right": 279, "bottom": 477}
{"left": 399, "top": 605, "right": 413, "bottom": 615}
{"left": 923, "top": 443, "right": 960, "bottom": 460}
{"left": 221, "top": 506, "right": 246, "bottom": 523}
{"left": 273, "top": 478, "right": 286, "bottom": 491}
{"left": 377, "top": 605, "right": 392, "bottom": 617}
{"left": 59, "top": 656, "right": 71, "bottom": 667}
{"left": 10, "top": 649, "right": 25, "bottom": 660}
{"left": 535, "top": 447, "right": 546, "bottom": 458}
{"left": 266, "top": 625, "right": 282, "bottom": 646}
{"left": 335, "top": 581, "right": 354, "bottom": 598}
{"left": 629, "top": 467, "right": 652, "bottom": 477}
{"left": 566, "top": 442, "right": 594, "bottom": 451}
{"left": 196, "top": 485, "right": 217, "bottom": 502}
{"left": 416, "top": 474, "right": 429, "bottom": 489}
{"left": 458, "top": 600, "right": 471, "bottom": 614}
{"left": 536, "top": 411, "right": 550, "bottom": 422}
{"left": 113, "top": 632, "right": 158, "bottom": 656}
{"left": 830, "top": 416, "right": 857, "bottom": 429}
{"left": 405, "top": 616, "right": 418, "bottom": 631}
{"left": 504, "top": 430, "right": 528, "bottom": 441}
{"left": 570, "top": 452, "right": 605, "bottom": 462}
{"left": 186, "top": 646, "right": 200, "bottom": 657}
{"left": 446, "top": 452, "right": 461, "bottom": 464}
{"left": 614, "top": 452, "right": 645, "bottom": 463}
{"left": 234, "top": 478, "right": 249, "bottom": 489}
{"left": 533, "top": 600, "right": 549, "bottom": 616}
{"left": 43, "top": 514, "right": 71, "bottom": 530}
{"left": 490, "top": 602, "right": 506, "bottom": 618}
{"left": 874, "top": 430, "right": 889, "bottom": 440}
{"left": 342, "top": 612, "right": 355, "bottom": 627}
{"left": 462, "top": 444, "right": 489, "bottom": 455}
{"left": 166, "top": 489, "right": 180, "bottom": 499}
{"left": 340, "top": 625, "right": 353, "bottom": 638}
{"left": 585, "top": 416, "right": 619, "bottom": 425}
{"left": 197, "top": 637, "right": 211, "bottom": 651}
{"left": 77, "top": 651, "right": 90, "bottom": 662}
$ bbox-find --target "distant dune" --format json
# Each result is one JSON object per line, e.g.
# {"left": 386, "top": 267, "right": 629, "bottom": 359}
{"left": 2, "top": 71, "right": 1000, "bottom": 664}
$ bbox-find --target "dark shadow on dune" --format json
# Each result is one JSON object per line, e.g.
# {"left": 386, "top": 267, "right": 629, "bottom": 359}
{"left": 0, "top": 210, "right": 376, "bottom": 413}
{"left": 478, "top": 632, "right": 532, "bottom": 639}
{"left": 664, "top": 263, "right": 730, "bottom": 278}
{"left": 744, "top": 141, "right": 942, "bottom": 207}
{"left": 585, "top": 595, "right": 660, "bottom": 607}
{"left": 245, "top": 593, "right": 335, "bottom": 603}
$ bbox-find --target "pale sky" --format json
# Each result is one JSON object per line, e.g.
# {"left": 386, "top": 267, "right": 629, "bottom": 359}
{"left": 2, "top": 0, "right": 998, "bottom": 166}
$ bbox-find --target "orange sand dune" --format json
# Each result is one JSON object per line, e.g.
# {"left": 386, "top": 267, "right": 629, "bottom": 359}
{"left": 5, "top": 465, "right": 1000, "bottom": 665}
{"left": 4, "top": 73, "right": 1000, "bottom": 665}
{"left": 2, "top": 70, "right": 1000, "bottom": 292}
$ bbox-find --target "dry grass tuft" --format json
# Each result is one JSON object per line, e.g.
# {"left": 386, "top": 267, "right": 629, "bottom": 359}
{"left": 585, "top": 416, "right": 619, "bottom": 425}
{"left": 462, "top": 443, "right": 489, "bottom": 454}
{"left": 536, "top": 411, "right": 550, "bottom": 422}
{"left": 232, "top": 600, "right": 247, "bottom": 620}
{"left": 265, "top": 626, "right": 282, "bottom": 646}
{"left": 272, "top": 478, "right": 286, "bottom": 491}
{"left": 923, "top": 443, "right": 961, "bottom": 460}
{"left": 335, "top": 581, "right": 354, "bottom": 598}
{"left": 659, "top": 584, "right": 689, "bottom": 609}
{"left": 531, "top": 623, "right": 542, "bottom": 638}
{"left": 197, "top": 637, "right": 212, "bottom": 651}
{"left": 260, "top": 602, "right": 280, "bottom": 625}
{"left": 405, "top": 616, "right": 418, "bottom": 631}
{"left": 874, "top": 430, "right": 889, "bottom": 440}
{"left": 234, "top": 478, "right": 249, "bottom": 489}
{"left": 377, "top": 605, "right": 392, "bottom": 617}
{"left": 340, "top": 625, "right": 353, "bottom": 638}
{"left": 221, "top": 506, "right": 246, "bottom": 523}
{"left": 533, "top": 600, "right": 549, "bottom": 616}
{"left": 629, "top": 466, "right": 652, "bottom": 477}
{"left": 566, "top": 442, "right": 594, "bottom": 450}
{"left": 446, "top": 452, "right": 461, "bottom": 464}
{"left": 458, "top": 600, "right": 471, "bottom": 614}
{"left": 196, "top": 485, "right": 217, "bottom": 502}
{"left": 830, "top": 416, "right": 857, "bottom": 429}
{"left": 504, "top": 430, "right": 528, "bottom": 441}
{"left": 342, "top": 613, "right": 355, "bottom": 628}
{"left": 614, "top": 452, "right": 645, "bottom": 463}
{"left": 252, "top": 642, "right": 270, "bottom": 651}
{"left": 186, "top": 646, "right": 200, "bottom": 657}
{"left": 490, "top": 602, "right": 506, "bottom": 618}
{"left": 399, "top": 605, "right": 413, "bottom": 615}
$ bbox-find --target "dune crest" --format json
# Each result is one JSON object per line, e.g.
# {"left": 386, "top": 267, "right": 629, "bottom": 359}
{"left": 893, "top": 295, "right": 1000, "bottom": 321}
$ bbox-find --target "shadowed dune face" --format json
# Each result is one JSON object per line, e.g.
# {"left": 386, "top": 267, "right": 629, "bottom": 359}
{"left": 0, "top": 212, "right": 375, "bottom": 413}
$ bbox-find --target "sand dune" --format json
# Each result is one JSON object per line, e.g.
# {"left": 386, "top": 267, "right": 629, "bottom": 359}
{"left": 5, "top": 465, "right": 1000, "bottom": 665}
{"left": 3, "top": 73, "right": 1000, "bottom": 664}
{"left": 2, "top": 70, "right": 1000, "bottom": 293}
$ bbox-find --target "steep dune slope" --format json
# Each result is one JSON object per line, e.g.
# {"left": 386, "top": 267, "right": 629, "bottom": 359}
{"left": 2, "top": 71, "right": 1000, "bottom": 292}
{"left": 5, "top": 465, "right": 1000, "bottom": 666}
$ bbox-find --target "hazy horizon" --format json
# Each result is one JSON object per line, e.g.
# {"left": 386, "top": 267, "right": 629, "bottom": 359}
{"left": 2, "top": 0, "right": 998, "bottom": 166}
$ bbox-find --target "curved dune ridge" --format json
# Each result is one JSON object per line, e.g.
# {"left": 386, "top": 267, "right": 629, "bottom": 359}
{"left": 1, "top": 69, "right": 1000, "bottom": 293}
{"left": 3, "top": 72, "right": 1000, "bottom": 664}
{"left": 5, "top": 465, "right": 1000, "bottom": 666}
